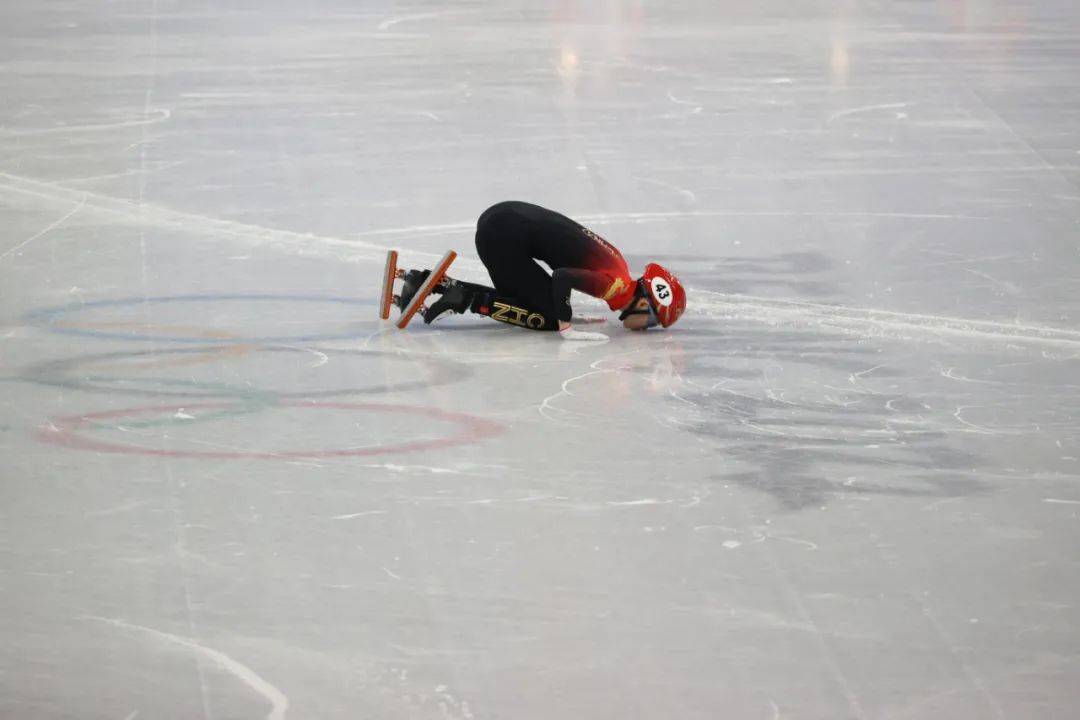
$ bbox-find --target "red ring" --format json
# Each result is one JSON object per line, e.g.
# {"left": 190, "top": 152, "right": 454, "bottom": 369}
{"left": 36, "top": 401, "right": 504, "bottom": 460}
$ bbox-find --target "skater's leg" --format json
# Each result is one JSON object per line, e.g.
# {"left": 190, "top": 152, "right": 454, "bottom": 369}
{"left": 423, "top": 279, "right": 559, "bottom": 331}
{"left": 393, "top": 264, "right": 488, "bottom": 311}
{"left": 453, "top": 278, "right": 496, "bottom": 295}
{"left": 478, "top": 293, "right": 559, "bottom": 331}
{"left": 475, "top": 204, "right": 553, "bottom": 298}
{"left": 470, "top": 206, "right": 561, "bottom": 330}
{"left": 421, "top": 204, "right": 563, "bottom": 330}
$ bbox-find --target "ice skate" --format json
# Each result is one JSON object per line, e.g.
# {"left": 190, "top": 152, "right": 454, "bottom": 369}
{"left": 378, "top": 249, "right": 457, "bottom": 329}
{"left": 396, "top": 269, "right": 433, "bottom": 310}
{"left": 422, "top": 280, "right": 475, "bottom": 324}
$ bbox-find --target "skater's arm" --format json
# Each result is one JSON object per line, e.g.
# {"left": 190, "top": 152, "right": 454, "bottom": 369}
{"left": 551, "top": 268, "right": 612, "bottom": 323}
{"left": 552, "top": 268, "right": 612, "bottom": 340}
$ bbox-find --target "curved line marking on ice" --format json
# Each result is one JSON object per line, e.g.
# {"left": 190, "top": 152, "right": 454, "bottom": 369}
{"left": 538, "top": 367, "right": 610, "bottom": 424}
{"left": 538, "top": 347, "right": 647, "bottom": 425}
{"left": 89, "top": 616, "right": 289, "bottom": 720}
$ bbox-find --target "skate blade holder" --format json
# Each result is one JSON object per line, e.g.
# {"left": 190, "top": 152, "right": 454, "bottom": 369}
{"left": 395, "top": 250, "right": 457, "bottom": 329}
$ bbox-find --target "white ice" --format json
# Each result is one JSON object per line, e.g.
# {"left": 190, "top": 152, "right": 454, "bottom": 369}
{"left": 2, "top": 1, "right": 1079, "bottom": 718}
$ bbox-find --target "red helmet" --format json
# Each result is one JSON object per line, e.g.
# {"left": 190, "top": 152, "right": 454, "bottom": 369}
{"left": 641, "top": 263, "right": 686, "bottom": 328}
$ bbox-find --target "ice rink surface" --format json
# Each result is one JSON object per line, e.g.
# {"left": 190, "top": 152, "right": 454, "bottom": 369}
{"left": 2, "top": 1, "right": 1079, "bottom": 718}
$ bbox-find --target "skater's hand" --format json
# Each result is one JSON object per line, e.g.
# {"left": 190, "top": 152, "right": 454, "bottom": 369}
{"left": 559, "top": 325, "right": 609, "bottom": 342}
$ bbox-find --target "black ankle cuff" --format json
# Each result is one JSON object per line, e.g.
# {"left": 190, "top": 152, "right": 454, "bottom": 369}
{"left": 470, "top": 290, "right": 494, "bottom": 315}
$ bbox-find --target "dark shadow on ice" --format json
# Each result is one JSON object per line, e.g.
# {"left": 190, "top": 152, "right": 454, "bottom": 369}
{"left": 656, "top": 253, "right": 990, "bottom": 510}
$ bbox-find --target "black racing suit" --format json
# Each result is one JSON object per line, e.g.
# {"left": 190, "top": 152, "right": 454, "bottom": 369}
{"left": 464, "top": 201, "right": 636, "bottom": 331}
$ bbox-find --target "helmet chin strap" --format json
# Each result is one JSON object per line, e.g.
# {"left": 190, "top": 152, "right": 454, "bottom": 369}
{"left": 619, "top": 280, "right": 660, "bottom": 327}
{"left": 618, "top": 281, "right": 648, "bottom": 320}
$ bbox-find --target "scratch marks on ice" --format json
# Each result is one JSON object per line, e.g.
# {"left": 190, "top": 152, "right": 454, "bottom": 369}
{"left": 88, "top": 616, "right": 289, "bottom": 720}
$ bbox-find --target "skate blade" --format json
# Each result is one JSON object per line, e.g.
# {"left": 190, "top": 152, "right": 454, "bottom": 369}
{"left": 396, "top": 250, "right": 456, "bottom": 329}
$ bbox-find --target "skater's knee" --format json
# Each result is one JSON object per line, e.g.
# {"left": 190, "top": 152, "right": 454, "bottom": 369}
{"left": 476, "top": 201, "right": 530, "bottom": 236}
{"left": 478, "top": 201, "right": 525, "bottom": 226}
{"left": 476, "top": 202, "right": 527, "bottom": 257}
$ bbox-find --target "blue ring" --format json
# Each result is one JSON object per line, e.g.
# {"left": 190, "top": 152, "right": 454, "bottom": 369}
{"left": 24, "top": 294, "right": 376, "bottom": 343}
